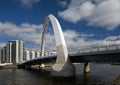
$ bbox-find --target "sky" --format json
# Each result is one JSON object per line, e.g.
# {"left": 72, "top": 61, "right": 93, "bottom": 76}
{"left": 0, "top": 0, "right": 120, "bottom": 52}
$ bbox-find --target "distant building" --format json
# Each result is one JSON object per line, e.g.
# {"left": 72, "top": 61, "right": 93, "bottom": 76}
{"left": 0, "top": 40, "right": 42, "bottom": 64}
{"left": 43, "top": 51, "right": 57, "bottom": 56}
{"left": 24, "top": 49, "right": 30, "bottom": 61}
{"left": 51, "top": 51, "right": 57, "bottom": 56}
{"left": 35, "top": 51, "right": 40, "bottom": 59}
{"left": 30, "top": 50, "right": 35, "bottom": 59}
{"left": 1, "top": 46, "right": 6, "bottom": 63}
{"left": 24, "top": 49, "right": 40, "bottom": 61}
{"left": 6, "top": 42, "right": 12, "bottom": 63}
{"left": 11, "top": 40, "right": 24, "bottom": 64}
{"left": 0, "top": 40, "right": 25, "bottom": 64}
{"left": 0, "top": 47, "right": 2, "bottom": 63}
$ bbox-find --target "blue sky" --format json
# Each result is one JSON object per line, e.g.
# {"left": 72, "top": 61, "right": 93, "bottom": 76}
{"left": 0, "top": 0, "right": 120, "bottom": 51}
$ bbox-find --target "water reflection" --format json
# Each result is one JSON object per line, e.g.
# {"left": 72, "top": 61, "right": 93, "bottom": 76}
{"left": 85, "top": 73, "right": 105, "bottom": 85}
{"left": 84, "top": 72, "right": 90, "bottom": 85}
{"left": 0, "top": 64, "right": 120, "bottom": 85}
{"left": 76, "top": 72, "right": 104, "bottom": 85}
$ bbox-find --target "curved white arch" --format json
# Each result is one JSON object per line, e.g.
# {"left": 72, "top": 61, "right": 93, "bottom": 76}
{"left": 40, "top": 14, "right": 75, "bottom": 77}
{"left": 40, "top": 14, "right": 68, "bottom": 61}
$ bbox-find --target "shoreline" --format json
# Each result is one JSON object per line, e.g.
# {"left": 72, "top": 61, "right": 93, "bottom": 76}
{"left": 0, "top": 65, "right": 17, "bottom": 70}
{"left": 0, "top": 63, "right": 120, "bottom": 70}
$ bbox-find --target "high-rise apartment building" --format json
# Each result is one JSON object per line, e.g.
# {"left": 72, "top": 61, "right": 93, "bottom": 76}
{"left": 0, "top": 40, "right": 41, "bottom": 64}
{"left": 11, "top": 40, "right": 24, "bottom": 64}
{"left": 6, "top": 42, "right": 12, "bottom": 63}
{"left": 2, "top": 40, "right": 25, "bottom": 64}
{"left": 0, "top": 47, "right": 2, "bottom": 63}
{"left": 1, "top": 46, "right": 6, "bottom": 63}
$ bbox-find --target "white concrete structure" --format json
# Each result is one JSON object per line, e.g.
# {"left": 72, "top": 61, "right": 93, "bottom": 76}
{"left": 84, "top": 62, "right": 90, "bottom": 73}
{"left": 41, "top": 14, "right": 75, "bottom": 77}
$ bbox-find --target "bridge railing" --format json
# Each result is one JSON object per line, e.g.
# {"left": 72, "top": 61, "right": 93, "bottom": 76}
{"left": 76, "top": 44, "right": 120, "bottom": 54}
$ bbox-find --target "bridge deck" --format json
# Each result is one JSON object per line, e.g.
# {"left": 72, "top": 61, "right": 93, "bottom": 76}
{"left": 69, "top": 49, "right": 120, "bottom": 62}
{"left": 18, "top": 49, "right": 120, "bottom": 66}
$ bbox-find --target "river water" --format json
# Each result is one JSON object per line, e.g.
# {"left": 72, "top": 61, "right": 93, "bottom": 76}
{"left": 0, "top": 63, "right": 120, "bottom": 85}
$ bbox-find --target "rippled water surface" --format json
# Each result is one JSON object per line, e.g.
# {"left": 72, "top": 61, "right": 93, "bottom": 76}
{"left": 0, "top": 63, "right": 120, "bottom": 85}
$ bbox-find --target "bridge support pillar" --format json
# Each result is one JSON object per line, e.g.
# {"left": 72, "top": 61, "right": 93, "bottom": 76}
{"left": 51, "top": 45, "right": 75, "bottom": 77}
{"left": 40, "top": 63, "right": 45, "bottom": 68}
{"left": 84, "top": 62, "right": 90, "bottom": 73}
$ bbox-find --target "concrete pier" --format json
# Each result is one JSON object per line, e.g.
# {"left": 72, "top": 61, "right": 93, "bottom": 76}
{"left": 84, "top": 62, "right": 90, "bottom": 73}
{"left": 51, "top": 45, "right": 75, "bottom": 77}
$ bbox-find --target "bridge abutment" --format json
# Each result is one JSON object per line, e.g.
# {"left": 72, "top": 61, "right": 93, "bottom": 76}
{"left": 51, "top": 62, "right": 75, "bottom": 77}
{"left": 51, "top": 44, "right": 75, "bottom": 77}
{"left": 84, "top": 62, "right": 90, "bottom": 73}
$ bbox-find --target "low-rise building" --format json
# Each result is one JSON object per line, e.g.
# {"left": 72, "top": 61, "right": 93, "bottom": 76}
{"left": 24, "top": 49, "right": 30, "bottom": 61}
{"left": 30, "top": 50, "right": 35, "bottom": 60}
{"left": 35, "top": 51, "right": 40, "bottom": 59}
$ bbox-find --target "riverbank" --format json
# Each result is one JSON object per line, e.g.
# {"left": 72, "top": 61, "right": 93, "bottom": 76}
{"left": 0, "top": 62, "right": 119, "bottom": 70}
{"left": 0, "top": 63, "right": 52, "bottom": 72}
{"left": 0, "top": 65, "right": 17, "bottom": 69}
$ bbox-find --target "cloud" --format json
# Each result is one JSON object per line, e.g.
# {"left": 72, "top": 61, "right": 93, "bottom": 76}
{"left": 0, "top": 21, "right": 120, "bottom": 52}
{"left": 64, "top": 30, "right": 120, "bottom": 52}
{"left": 0, "top": 22, "right": 57, "bottom": 51}
{"left": 58, "top": 1, "right": 95, "bottom": 23}
{"left": 18, "top": 0, "right": 40, "bottom": 9}
{"left": 58, "top": 0, "right": 120, "bottom": 30}
{"left": 0, "top": 22, "right": 43, "bottom": 49}
{"left": 64, "top": 30, "right": 100, "bottom": 52}
{"left": 56, "top": 0, "right": 71, "bottom": 8}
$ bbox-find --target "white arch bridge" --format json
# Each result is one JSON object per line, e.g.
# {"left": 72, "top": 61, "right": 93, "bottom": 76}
{"left": 18, "top": 14, "right": 120, "bottom": 78}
